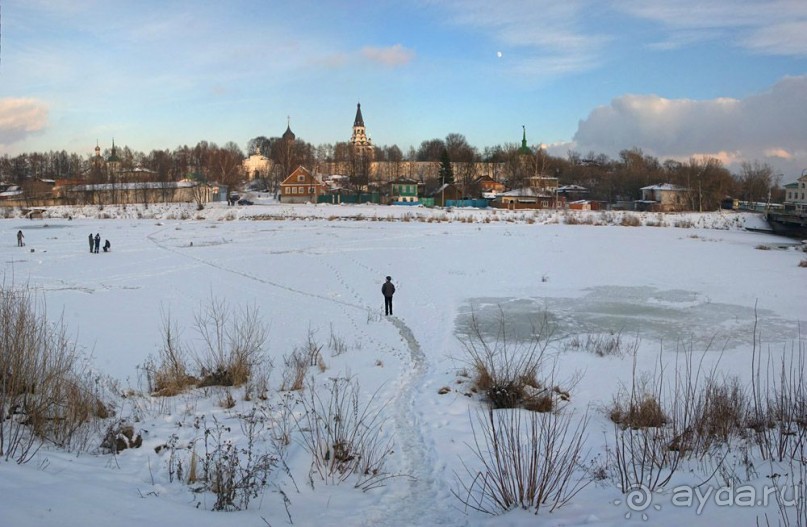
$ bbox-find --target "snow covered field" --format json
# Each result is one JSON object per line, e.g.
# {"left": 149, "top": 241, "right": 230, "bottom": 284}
{"left": 1, "top": 201, "right": 805, "bottom": 527}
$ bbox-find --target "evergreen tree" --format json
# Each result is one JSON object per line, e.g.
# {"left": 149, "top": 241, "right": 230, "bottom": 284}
{"left": 439, "top": 148, "right": 454, "bottom": 185}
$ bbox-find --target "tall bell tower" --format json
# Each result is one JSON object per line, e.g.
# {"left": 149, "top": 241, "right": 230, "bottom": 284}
{"left": 350, "top": 103, "right": 373, "bottom": 157}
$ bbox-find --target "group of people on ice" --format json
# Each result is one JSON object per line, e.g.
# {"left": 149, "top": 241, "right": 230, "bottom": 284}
{"left": 89, "top": 233, "right": 111, "bottom": 253}
{"left": 14, "top": 229, "right": 111, "bottom": 254}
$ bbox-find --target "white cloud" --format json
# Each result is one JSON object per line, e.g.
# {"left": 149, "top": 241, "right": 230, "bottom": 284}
{"left": 360, "top": 44, "right": 415, "bottom": 67}
{"left": 615, "top": 0, "right": 807, "bottom": 56}
{"left": 763, "top": 148, "right": 792, "bottom": 159}
{"left": 741, "top": 20, "right": 807, "bottom": 57}
{"left": 569, "top": 76, "right": 807, "bottom": 175}
{"left": 0, "top": 98, "right": 49, "bottom": 146}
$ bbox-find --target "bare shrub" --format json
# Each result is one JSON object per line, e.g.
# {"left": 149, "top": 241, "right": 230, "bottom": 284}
{"left": 280, "top": 349, "right": 308, "bottom": 392}
{"left": 454, "top": 406, "right": 591, "bottom": 514}
{"left": 763, "top": 443, "right": 807, "bottom": 527}
{"left": 692, "top": 376, "right": 748, "bottom": 447}
{"left": 244, "top": 359, "right": 273, "bottom": 402}
{"left": 606, "top": 341, "right": 754, "bottom": 494}
{"left": 620, "top": 214, "right": 642, "bottom": 227}
{"left": 303, "top": 326, "right": 322, "bottom": 366}
{"left": 295, "top": 377, "right": 395, "bottom": 491}
{"left": 219, "top": 390, "right": 236, "bottom": 409}
{"left": 606, "top": 349, "right": 683, "bottom": 493}
{"left": 280, "top": 329, "right": 324, "bottom": 391}
{"left": 328, "top": 323, "right": 349, "bottom": 357}
{"left": 565, "top": 331, "right": 637, "bottom": 358}
{"left": 563, "top": 213, "right": 580, "bottom": 225}
{"left": 608, "top": 423, "right": 683, "bottom": 494}
{"left": 265, "top": 392, "right": 296, "bottom": 449}
{"left": 194, "top": 412, "right": 278, "bottom": 511}
{"left": 0, "top": 285, "right": 107, "bottom": 462}
{"left": 564, "top": 213, "right": 593, "bottom": 225}
{"left": 751, "top": 339, "right": 807, "bottom": 462}
{"left": 756, "top": 244, "right": 772, "bottom": 250}
{"left": 146, "top": 309, "right": 195, "bottom": 396}
{"left": 799, "top": 259, "right": 807, "bottom": 268}
{"left": 609, "top": 392, "right": 667, "bottom": 429}
{"left": 100, "top": 419, "right": 142, "bottom": 453}
{"left": 522, "top": 390, "right": 555, "bottom": 413}
{"left": 193, "top": 297, "right": 268, "bottom": 387}
{"left": 458, "top": 309, "right": 553, "bottom": 410}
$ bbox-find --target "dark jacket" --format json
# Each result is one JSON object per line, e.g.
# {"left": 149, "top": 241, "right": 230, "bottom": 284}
{"left": 382, "top": 281, "right": 395, "bottom": 298}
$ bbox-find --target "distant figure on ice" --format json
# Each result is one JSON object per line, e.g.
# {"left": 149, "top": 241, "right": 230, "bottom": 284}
{"left": 103, "top": 239, "right": 111, "bottom": 252}
{"left": 17, "top": 230, "right": 24, "bottom": 247}
{"left": 94, "top": 233, "right": 101, "bottom": 254}
{"left": 382, "top": 276, "right": 395, "bottom": 316}
{"left": 89, "top": 233, "right": 94, "bottom": 253}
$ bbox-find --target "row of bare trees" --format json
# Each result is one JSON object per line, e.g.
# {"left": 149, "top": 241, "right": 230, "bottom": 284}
{"left": 1, "top": 141, "right": 246, "bottom": 189}
{"left": 1, "top": 133, "right": 784, "bottom": 209}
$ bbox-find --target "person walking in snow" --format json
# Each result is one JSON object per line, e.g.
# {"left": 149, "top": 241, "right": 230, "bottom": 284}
{"left": 89, "top": 233, "right": 94, "bottom": 253}
{"left": 94, "top": 233, "right": 101, "bottom": 254}
{"left": 382, "top": 276, "right": 395, "bottom": 316}
{"left": 17, "top": 230, "right": 24, "bottom": 247}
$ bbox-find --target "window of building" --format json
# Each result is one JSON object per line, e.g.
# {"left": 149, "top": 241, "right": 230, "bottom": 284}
{"left": 309, "top": 187, "right": 315, "bottom": 194}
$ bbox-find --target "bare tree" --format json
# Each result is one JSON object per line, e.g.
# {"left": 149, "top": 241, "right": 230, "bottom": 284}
{"left": 671, "top": 157, "right": 734, "bottom": 211}
{"left": 737, "top": 160, "right": 777, "bottom": 205}
{"left": 416, "top": 138, "right": 446, "bottom": 161}
{"left": 209, "top": 142, "right": 245, "bottom": 189}
{"left": 445, "top": 133, "right": 478, "bottom": 196}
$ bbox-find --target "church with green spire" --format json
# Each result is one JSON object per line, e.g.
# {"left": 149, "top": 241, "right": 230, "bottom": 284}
{"left": 518, "top": 125, "right": 531, "bottom": 156}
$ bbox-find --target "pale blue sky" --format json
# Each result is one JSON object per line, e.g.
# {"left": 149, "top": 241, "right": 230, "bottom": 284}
{"left": 1, "top": 0, "right": 805, "bottom": 179}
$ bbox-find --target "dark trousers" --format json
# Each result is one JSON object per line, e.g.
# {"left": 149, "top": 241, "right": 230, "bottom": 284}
{"left": 384, "top": 296, "right": 393, "bottom": 316}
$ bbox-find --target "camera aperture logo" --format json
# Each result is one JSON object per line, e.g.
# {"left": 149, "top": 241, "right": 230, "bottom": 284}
{"left": 614, "top": 482, "right": 804, "bottom": 520}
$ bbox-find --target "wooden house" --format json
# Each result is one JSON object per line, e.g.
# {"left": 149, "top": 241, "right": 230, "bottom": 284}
{"left": 490, "top": 187, "right": 560, "bottom": 210}
{"left": 474, "top": 175, "right": 505, "bottom": 199}
{"left": 429, "top": 183, "right": 464, "bottom": 207}
{"left": 638, "top": 183, "right": 689, "bottom": 212}
{"left": 389, "top": 178, "right": 420, "bottom": 205}
{"left": 280, "top": 166, "right": 325, "bottom": 204}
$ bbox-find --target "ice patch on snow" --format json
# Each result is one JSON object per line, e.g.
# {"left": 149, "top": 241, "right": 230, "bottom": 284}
{"left": 457, "top": 286, "right": 799, "bottom": 351}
